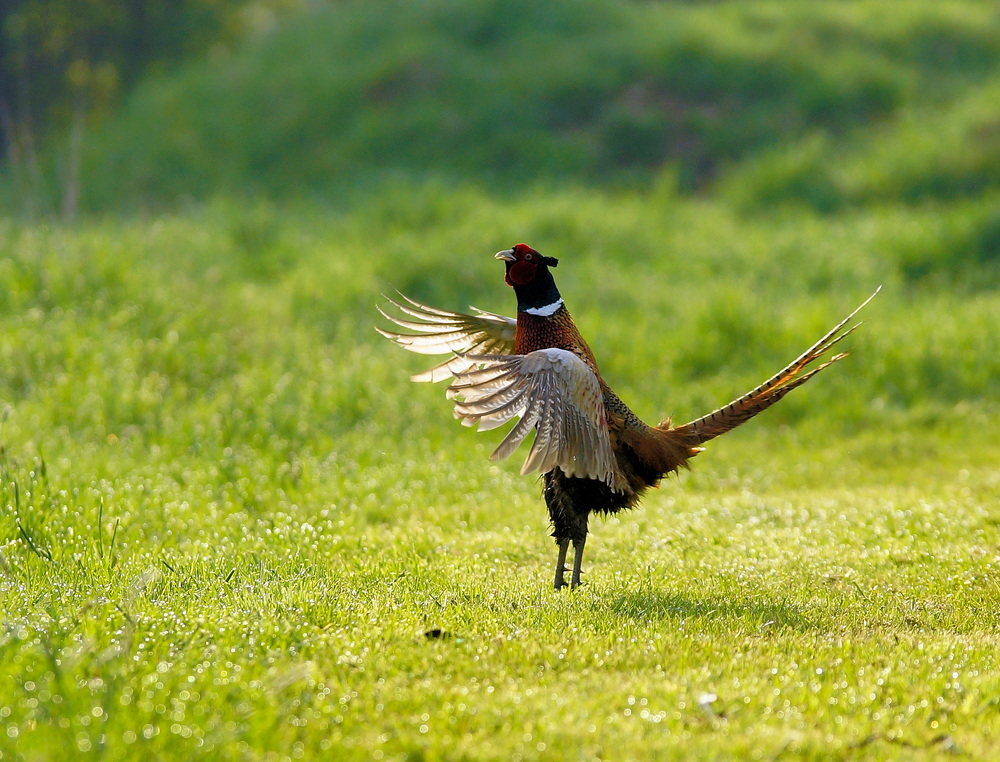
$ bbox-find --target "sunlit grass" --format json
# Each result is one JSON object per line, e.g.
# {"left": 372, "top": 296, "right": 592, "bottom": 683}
{"left": 2, "top": 191, "right": 1000, "bottom": 760}
{"left": 4, "top": 0, "right": 1000, "bottom": 756}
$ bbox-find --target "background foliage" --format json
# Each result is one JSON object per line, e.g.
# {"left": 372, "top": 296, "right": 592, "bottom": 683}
{"left": 5, "top": 0, "right": 1000, "bottom": 215}
{"left": 0, "top": 0, "right": 302, "bottom": 217}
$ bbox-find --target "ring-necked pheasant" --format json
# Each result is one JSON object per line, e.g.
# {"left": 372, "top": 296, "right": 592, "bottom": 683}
{"left": 378, "top": 244, "right": 877, "bottom": 589}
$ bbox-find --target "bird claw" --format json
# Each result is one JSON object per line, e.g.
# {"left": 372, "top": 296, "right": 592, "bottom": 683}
{"left": 554, "top": 565, "right": 569, "bottom": 589}
{"left": 554, "top": 567, "right": 586, "bottom": 590}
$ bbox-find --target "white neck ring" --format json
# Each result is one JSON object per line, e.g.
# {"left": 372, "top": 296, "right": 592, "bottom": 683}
{"left": 522, "top": 299, "right": 563, "bottom": 317}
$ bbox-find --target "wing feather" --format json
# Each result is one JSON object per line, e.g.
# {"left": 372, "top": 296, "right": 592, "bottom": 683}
{"left": 377, "top": 294, "right": 625, "bottom": 489}
{"left": 376, "top": 293, "right": 516, "bottom": 381}
{"left": 449, "top": 349, "right": 626, "bottom": 491}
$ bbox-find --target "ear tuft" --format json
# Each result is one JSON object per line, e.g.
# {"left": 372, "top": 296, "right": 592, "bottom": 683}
{"left": 541, "top": 255, "right": 559, "bottom": 267}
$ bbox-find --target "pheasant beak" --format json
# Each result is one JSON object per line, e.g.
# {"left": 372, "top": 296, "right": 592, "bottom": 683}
{"left": 495, "top": 249, "right": 516, "bottom": 262}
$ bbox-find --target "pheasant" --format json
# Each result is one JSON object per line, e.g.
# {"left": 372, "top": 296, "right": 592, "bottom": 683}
{"left": 378, "top": 244, "right": 877, "bottom": 589}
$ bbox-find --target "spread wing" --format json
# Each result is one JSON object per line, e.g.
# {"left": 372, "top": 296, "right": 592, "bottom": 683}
{"left": 447, "top": 349, "right": 626, "bottom": 492}
{"left": 376, "top": 293, "right": 517, "bottom": 382}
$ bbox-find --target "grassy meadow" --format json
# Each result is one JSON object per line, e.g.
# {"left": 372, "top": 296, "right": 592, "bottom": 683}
{"left": 2, "top": 190, "right": 1000, "bottom": 760}
{"left": 3, "top": 1, "right": 1000, "bottom": 760}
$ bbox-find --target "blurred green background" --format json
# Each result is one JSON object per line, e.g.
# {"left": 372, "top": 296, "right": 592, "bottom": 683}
{"left": 5, "top": 0, "right": 998, "bottom": 412}
{"left": 5, "top": 0, "right": 1000, "bottom": 218}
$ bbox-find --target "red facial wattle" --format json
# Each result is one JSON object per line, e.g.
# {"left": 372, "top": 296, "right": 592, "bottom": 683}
{"left": 507, "top": 260, "right": 537, "bottom": 285}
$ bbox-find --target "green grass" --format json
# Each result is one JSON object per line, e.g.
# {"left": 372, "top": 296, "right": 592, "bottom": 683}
{"left": 4, "top": 1, "right": 1000, "bottom": 757}
{"left": 2, "top": 188, "right": 1000, "bottom": 760}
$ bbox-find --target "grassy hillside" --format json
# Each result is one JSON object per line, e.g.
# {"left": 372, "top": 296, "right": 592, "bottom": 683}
{"left": 4, "top": 0, "right": 997, "bottom": 213}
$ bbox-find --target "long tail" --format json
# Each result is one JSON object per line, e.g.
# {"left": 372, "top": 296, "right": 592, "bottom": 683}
{"left": 666, "top": 287, "right": 880, "bottom": 447}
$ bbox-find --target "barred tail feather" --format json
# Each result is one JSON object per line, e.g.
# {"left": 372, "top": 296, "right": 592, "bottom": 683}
{"left": 668, "top": 288, "right": 879, "bottom": 447}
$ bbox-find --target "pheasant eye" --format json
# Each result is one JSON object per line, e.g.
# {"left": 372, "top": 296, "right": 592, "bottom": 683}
{"left": 525, "top": 253, "right": 533, "bottom": 261}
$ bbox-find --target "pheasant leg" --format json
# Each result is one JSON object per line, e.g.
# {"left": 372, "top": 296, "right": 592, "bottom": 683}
{"left": 570, "top": 536, "right": 587, "bottom": 589}
{"left": 553, "top": 537, "right": 570, "bottom": 589}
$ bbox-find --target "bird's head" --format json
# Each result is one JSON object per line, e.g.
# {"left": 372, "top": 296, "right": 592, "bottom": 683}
{"left": 495, "top": 243, "right": 558, "bottom": 287}
{"left": 495, "top": 244, "right": 562, "bottom": 313}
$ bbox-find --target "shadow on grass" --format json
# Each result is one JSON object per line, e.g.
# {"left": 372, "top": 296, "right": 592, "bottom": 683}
{"left": 611, "top": 589, "right": 813, "bottom": 632}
